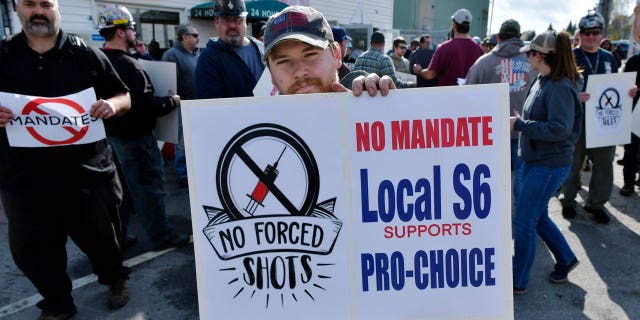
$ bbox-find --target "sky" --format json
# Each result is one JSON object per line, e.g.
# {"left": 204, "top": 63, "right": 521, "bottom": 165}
{"left": 487, "top": 0, "right": 636, "bottom": 35}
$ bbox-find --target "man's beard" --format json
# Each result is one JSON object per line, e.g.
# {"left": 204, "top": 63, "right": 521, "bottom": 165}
{"left": 285, "top": 76, "right": 334, "bottom": 95}
{"left": 23, "top": 15, "right": 57, "bottom": 37}
{"left": 126, "top": 37, "right": 136, "bottom": 49}
{"left": 222, "top": 28, "right": 245, "bottom": 47}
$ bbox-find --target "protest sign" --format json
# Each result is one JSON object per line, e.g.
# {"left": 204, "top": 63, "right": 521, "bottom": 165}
{"left": 0, "top": 88, "right": 105, "bottom": 147}
{"left": 396, "top": 71, "right": 417, "bottom": 84}
{"left": 182, "top": 84, "right": 513, "bottom": 320}
{"left": 138, "top": 59, "right": 179, "bottom": 144}
{"left": 585, "top": 72, "right": 636, "bottom": 148}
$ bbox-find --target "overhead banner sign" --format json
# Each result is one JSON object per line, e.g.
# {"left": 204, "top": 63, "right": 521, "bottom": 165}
{"left": 585, "top": 72, "right": 636, "bottom": 148}
{"left": 0, "top": 88, "right": 105, "bottom": 147}
{"left": 182, "top": 84, "right": 513, "bottom": 320}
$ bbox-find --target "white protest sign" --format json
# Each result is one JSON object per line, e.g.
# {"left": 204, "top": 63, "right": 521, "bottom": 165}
{"left": 253, "top": 67, "right": 279, "bottom": 96}
{"left": 138, "top": 59, "right": 179, "bottom": 144}
{"left": 1, "top": 88, "right": 105, "bottom": 147}
{"left": 182, "top": 84, "right": 513, "bottom": 320}
{"left": 396, "top": 71, "right": 417, "bottom": 84}
{"left": 585, "top": 72, "right": 636, "bottom": 148}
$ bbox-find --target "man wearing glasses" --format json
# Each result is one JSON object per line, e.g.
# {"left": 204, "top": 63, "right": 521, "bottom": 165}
{"left": 98, "top": 4, "right": 191, "bottom": 252}
{"left": 390, "top": 37, "right": 410, "bottom": 74}
{"left": 162, "top": 25, "right": 200, "bottom": 187}
{"left": 195, "top": 0, "right": 264, "bottom": 99}
{"left": 560, "top": 12, "right": 621, "bottom": 224}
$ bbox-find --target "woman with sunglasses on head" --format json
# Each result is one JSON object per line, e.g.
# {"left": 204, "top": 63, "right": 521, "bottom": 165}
{"left": 509, "top": 31, "right": 582, "bottom": 295}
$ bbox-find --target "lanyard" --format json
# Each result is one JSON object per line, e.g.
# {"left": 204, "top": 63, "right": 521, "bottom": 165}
{"left": 582, "top": 50, "right": 599, "bottom": 74}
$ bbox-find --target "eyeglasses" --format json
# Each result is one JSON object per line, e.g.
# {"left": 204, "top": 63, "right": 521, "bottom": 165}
{"left": 218, "top": 16, "right": 245, "bottom": 26}
{"left": 582, "top": 30, "right": 601, "bottom": 36}
{"left": 185, "top": 33, "right": 199, "bottom": 38}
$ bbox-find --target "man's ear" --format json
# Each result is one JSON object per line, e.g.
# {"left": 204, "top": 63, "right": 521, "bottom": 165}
{"left": 333, "top": 46, "right": 342, "bottom": 68}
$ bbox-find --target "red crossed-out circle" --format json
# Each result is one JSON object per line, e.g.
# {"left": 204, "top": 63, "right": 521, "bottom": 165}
{"left": 22, "top": 97, "right": 89, "bottom": 146}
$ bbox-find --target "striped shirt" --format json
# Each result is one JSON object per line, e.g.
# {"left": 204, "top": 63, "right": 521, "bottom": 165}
{"left": 353, "top": 47, "right": 413, "bottom": 88}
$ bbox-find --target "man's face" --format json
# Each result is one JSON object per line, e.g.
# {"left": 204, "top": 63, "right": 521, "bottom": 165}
{"left": 267, "top": 41, "right": 341, "bottom": 95}
{"left": 421, "top": 37, "right": 431, "bottom": 49}
{"left": 393, "top": 42, "right": 407, "bottom": 57}
{"left": 339, "top": 38, "right": 348, "bottom": 58}
{"left": 123, "top": 26, "right": 136, "bottom": 49}
{"left": 215, "top": 16, "right": 247, "bottom": 47}
{"left": 16, "top": 0, "right": 61, "bottom": 38}
{"left": 183, "top": 27, "right": 200, "bottom": 51}
{"left": 579, "top": 28, "right": 602, "bottom": 52}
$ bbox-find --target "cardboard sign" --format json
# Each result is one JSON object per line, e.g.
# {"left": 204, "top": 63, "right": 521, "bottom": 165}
{"left": 182, "top": 84, "right": 513, "bottom": 320}
{"left": 396, "top": 71, "right": 417, "bottom": 84}
{"left": 1, "top": 88, "right": 105, "bottom": 147}
{"left": 138, "top": 59, "right": 179, "bottom": 144}
{"left": 585, "top": 72, "right": 636, "bottom": 148}
{"left": 253, "top": 67, "right": 280, "bottom": 97}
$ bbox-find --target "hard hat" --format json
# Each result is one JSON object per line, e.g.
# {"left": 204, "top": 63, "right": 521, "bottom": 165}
{"left": 213, "top": 0, "right": 248, "bottom": 17}
{"left": 97, "top": 4, "right": 135, "bottom": 30}
{"left": 578, "top": 11, "right": 604, "bottom": 31}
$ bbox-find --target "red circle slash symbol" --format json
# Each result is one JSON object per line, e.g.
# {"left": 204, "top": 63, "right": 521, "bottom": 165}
{"left": 22, "top": 97, "right": 89, "bottom": 146}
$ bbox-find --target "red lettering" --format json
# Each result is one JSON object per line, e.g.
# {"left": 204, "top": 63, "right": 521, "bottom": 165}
{"left": 482, "top": 116, "right": 493, "bottom": 145}
{"left": 391, "top": 120, "right": 409, "bottom": 150}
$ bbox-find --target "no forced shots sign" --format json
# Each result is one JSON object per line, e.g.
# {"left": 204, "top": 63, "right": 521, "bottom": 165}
{"left": 1, "top": 88, "right": 106, "bottom": 147}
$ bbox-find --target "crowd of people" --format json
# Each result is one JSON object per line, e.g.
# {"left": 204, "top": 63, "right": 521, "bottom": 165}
{"left": 0, "top": 0, "right": 639, "bottom": 319}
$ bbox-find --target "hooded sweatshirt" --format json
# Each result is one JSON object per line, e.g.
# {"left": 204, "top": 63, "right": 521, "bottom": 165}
{"left": 466, "top": 38, "right": 537, "bottom": 139}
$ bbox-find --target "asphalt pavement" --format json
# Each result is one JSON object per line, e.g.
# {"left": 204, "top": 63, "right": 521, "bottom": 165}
{"left": 1, "top": 146, "right": 639, "bottom": 320}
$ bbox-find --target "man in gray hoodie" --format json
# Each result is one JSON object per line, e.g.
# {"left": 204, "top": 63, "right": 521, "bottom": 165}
{"left": 466, "top": 19, "right": 536, "bottom": 177}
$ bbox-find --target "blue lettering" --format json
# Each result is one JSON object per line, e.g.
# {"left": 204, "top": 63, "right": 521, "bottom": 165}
{"left": 360, "top": 169, "right": 378, "bottom": 222}
{"left": 453, "top": 164, "right": 472, "bottom": 219}
{"left": 361, "top": 253, "right": 374, "bottom": 291}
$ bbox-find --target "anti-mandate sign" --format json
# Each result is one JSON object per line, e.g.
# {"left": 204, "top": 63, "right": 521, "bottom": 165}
{"left": 1, "top": 88, "right": 105, "bottom": 147}
{"left": 182, "top": 83, "right": 513, "bottom": 320}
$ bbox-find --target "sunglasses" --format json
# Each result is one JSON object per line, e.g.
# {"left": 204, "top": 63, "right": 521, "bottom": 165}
{"left": 185, "top": 33, "right": 199, "bottom": 38}
{"left": 582, "top": 30, "right": 601, "bottom": 36}
{"left": 398, "top": 46, "right": 407, "bottom": 50}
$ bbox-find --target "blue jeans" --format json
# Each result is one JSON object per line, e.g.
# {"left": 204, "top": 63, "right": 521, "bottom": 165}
{"left": 512, "top": 163, "right": 576, "bottom": 289}
{"left": 174, "top": 109, "right": 187, "bottom": 179}
{"left": 109, "top": 134, "right": 174, "bottom": 246}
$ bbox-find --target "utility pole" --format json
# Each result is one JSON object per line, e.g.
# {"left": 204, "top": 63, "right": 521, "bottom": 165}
{"left": 599, "top": 0, "right": 611, "bottom": 34}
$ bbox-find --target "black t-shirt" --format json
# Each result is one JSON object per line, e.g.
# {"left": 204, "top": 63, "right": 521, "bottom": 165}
{"left": 0, "top": 31, "right": 129, "bottom": 190}
{"left": 624, "top": 53, "right": 640, "bottom": 108}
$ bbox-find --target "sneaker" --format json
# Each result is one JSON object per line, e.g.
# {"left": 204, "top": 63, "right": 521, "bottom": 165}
{"left": 108, "top": 278, "right": 129, "bottom": 310}
{"left": 152, "top": 232, "right": 191, "bottom": 251}
{"left": 549, "top": 258, "right": 579, "bottom": 284}
{"left": 584, "top": 206, "right": 611, "bottom": 224}
{"left": 619, "top": 184, "right": 635, "bottom": 197}
{"left": 561, "top": 206, "right": 577, "bottom": 219}
{"left": 513, "top": 286, "right": 528, "bottom": 295}
{"left": 37, "top": 308, "right": 77, "bottom": 320}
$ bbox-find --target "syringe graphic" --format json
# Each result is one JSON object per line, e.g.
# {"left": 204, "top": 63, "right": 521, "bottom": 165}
{"left": 244, "top": 146, "right": 287, "bottom": 215}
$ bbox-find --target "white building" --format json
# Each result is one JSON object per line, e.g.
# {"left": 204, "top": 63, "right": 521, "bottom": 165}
{"left": 7, "top": 1, "right": 394, "bottom": 56}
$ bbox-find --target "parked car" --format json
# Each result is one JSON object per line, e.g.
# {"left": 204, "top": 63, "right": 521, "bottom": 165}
{"left": 612, "top": 40, "right": 629, "bottom": 59}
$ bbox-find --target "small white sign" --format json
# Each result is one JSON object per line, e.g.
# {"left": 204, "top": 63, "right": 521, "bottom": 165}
{"left": 253, "top": 67, "right": 279, "bottom": 97}
{"left": 585, "top": 72, "right": 636, "bottom": 148}
{"left": 1, "top": 88, "right": 105, "bottom": 147}
{"left": 139, "top": 59, "right": 179, "bottom": 144}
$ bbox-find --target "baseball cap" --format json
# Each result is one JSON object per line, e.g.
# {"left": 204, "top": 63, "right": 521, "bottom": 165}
{"left": 263, "top": 6, "right": 333, "bottom": 60}
{"left": 520, "top": 31, "right": 556, "bottom": 54}
{"left": 499, "top": 19, "right": 521, "bottom": 39}
{"left": 452, "top": 8, "right": 472, "bottom": 24}
{"left": 331, "top": 26, "right": 352, "bottom": 43}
